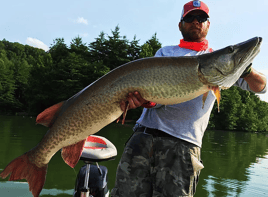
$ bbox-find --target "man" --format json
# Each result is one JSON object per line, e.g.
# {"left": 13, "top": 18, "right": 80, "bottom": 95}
{"left": 111, "top": 1, "right": 267, "bottom": 196}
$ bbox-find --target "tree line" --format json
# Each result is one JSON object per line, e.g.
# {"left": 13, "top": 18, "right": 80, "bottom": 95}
{"left": 0, "top": 25, "right": 268, "bottom": 132}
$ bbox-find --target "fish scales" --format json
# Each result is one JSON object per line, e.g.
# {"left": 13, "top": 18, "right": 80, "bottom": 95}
{"left": 31, "top": 57, "right": 208, "bottom": 165}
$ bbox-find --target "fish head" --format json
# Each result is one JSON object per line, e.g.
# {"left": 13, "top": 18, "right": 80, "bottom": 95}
{"left": 198, "top": 37, "right": 262, "bottom": 88}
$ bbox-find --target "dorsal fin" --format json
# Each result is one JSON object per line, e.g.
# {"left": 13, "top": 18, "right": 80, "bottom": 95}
{"left": 36, "top": 102, "right": 64, "bottom": 127}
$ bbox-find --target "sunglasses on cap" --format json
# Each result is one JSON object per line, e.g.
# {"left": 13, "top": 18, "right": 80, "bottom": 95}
{"left": 182, "top": 14, "right": 208, "bottom": 23}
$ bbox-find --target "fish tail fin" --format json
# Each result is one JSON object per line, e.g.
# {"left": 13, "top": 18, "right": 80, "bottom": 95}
{"left": 0, "top": 153, "right": 48, "bottom": 197}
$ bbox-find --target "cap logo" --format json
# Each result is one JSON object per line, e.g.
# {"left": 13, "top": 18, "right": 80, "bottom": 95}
{"left": 193, "top": 0, "right": 201, "bottom": 7}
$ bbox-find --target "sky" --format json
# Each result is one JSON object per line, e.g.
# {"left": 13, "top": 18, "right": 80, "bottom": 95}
{"left": 1, "top": 0, "right": 268, "bottom": 101}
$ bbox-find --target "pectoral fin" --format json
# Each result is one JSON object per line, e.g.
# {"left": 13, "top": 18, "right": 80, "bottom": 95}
{"left": 121, "top": 102, "right": 129, "bottom": 125}
{"left": 211, "top": 86, "right": 221, "bottom": 112}
{"left": 61, "top": 139, "right": 86, "bottom": 168}
{"left": 116, "top": 101, "right": 129, "bottom": 125}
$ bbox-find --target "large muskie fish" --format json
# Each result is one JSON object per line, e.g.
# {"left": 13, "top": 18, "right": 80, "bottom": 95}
{"left": 0, "top": 37, "right": 262, "bottom": 196}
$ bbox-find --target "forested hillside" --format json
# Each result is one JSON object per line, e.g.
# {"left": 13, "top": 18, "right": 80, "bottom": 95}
{"left": 1, "top": 26, "right": 267, "bottom": 132}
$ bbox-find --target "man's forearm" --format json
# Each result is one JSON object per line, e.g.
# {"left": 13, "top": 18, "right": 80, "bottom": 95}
{"left": 244, "top": 68, "right": 267, "bottom": 93}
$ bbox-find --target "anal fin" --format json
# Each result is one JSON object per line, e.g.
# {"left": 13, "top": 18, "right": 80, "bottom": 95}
{"left": 61, "top": 139, "right": 86, "bottom": 168}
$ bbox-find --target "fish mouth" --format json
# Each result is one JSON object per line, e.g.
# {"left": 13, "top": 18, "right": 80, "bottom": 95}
{"left": 226, "top": 37, "right": 262, "bottom": 75}
{"left": 239, "top": 37, "right": 262, "bottom": 65}
{"left": 218, "top": 37, "right": 262, "bottom": 88}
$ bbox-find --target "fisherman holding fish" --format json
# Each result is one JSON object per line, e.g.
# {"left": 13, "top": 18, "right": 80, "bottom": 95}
{"left": 112, "top": 0, "right": 267, "bottom": 196}
{"left": 1, "top": 1, "right": 267, "bottom": 197}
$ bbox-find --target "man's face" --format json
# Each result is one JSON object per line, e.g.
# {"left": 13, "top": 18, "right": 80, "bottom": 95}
{"left": 179, "top": 10, "right": 210, "bottom": 42}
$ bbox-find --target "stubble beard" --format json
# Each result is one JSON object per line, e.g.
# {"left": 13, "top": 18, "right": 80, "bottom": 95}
{"left": 181, "top": 24, "right": 209, "bottom": 42}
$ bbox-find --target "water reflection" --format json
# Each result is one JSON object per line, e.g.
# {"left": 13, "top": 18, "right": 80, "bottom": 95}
{"left": 0, "top": 116, "right": 133, "bottom": 196}
{"left": 0, "top": 116, "right": 268, "bottom": 196}
{"left": 196, "top": 130, "right": 268, "bottom": 197}
{"left": 0, "top": 181, "right": 73, "bottom": 197}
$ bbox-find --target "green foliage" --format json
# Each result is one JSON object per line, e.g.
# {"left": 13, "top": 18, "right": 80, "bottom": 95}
{"left": 140, "top": 33, "right": 162, "bottom": 58}
{"left": 144, "top": 33, "right": 162, "bottom": 56}
{"left": 70, "top": 36, "right": 89, "bottom": 55}
{"left": 140, "top": 43, "right": 154, "bottom": 58}
{"left": 0, "top": 50, "right": 16, "bottom": 112}
{"left": 0, "top": 40, "right": 42, "bottom": 112}
{"left": 26, "top": 37, "right": 110, "bottom": 113}
{"left": 88, "top": 26, "right": 143, "bottom": 69}
{"left": 208, "top": 86, "right": 268, "bottom": 132}
{"left": 128, "top": 35, "right": 141, "bottom": 61}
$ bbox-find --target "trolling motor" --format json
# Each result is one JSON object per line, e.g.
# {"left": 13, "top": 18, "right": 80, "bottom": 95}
{"left": 73, "top": 135, "right": 117, "bottom": 197}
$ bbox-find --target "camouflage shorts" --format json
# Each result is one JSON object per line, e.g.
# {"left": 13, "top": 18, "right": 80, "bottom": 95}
{"left": 111, "top": 128, "right": 204, "bottom": 197}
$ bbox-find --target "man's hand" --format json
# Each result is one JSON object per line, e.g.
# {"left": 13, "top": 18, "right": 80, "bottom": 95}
{"left": 117, "top": 91, "right": 148, "bottom": 124}
{"left": 120, "top": 91, "right": 148, "bottom": 111}
{"left": 243, "top": 67, "right": 267, "bottom": 93}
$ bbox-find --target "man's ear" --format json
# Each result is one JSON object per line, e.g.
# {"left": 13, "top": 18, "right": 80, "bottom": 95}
{"left": 178, "top": 22, "right": 182, "bottom": 31}
{"left": 207, "top": 20, "right": 210, "bottom": 28}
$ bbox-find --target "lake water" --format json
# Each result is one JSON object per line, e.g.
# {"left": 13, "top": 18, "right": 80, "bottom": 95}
{"left": 0, "top": 115, "right": 268, "bottom": 197}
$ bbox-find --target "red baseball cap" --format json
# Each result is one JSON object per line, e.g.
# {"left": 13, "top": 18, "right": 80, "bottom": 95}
{"left": 181, "top": 0, "right": 209, "bottom": 19}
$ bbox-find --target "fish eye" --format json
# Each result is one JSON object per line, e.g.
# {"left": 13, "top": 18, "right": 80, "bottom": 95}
{"left": 228, "top": 46, "right": 234, "bottom": 53}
